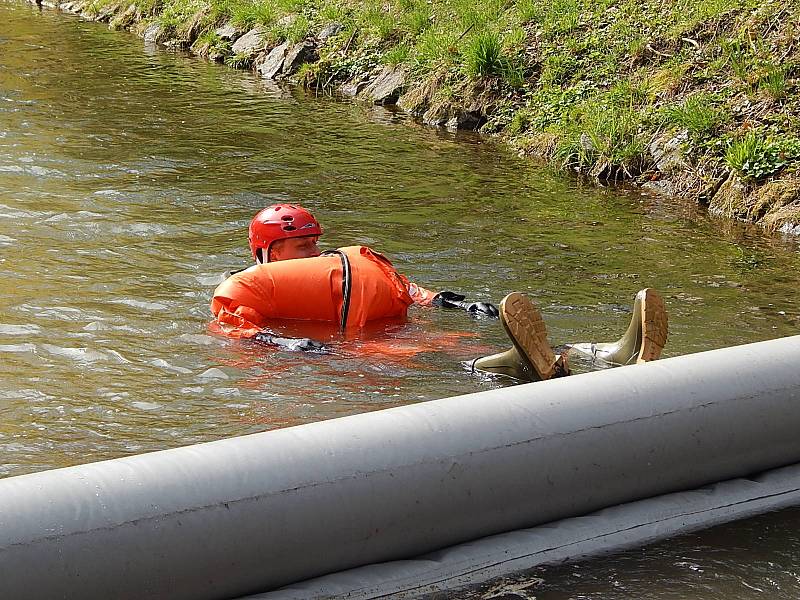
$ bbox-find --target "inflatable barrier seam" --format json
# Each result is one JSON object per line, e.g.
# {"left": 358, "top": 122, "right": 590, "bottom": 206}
{"left": 9, "top": 462, "right": 796, "bottom": 556}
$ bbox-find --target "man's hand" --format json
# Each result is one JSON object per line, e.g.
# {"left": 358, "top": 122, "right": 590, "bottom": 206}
{"left": 253, "top": 331, "right": 327, "bottom": 352}
{"left": 432, "top": 290, "right": 467, "bottom": 308}
{"left": 465, "top": 301, "right": 499, "bottom": 317}
{"left": 432, "top": 291, "right": 499, "bottom": 318}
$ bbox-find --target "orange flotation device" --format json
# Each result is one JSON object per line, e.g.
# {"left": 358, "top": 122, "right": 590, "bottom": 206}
{"left": 211, "top": 246, "right": 415, "bottom": 338}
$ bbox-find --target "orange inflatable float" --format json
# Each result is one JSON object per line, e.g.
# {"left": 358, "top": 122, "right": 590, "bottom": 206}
{"left": 211, "top": 246, "right": 436, "bottom": 338}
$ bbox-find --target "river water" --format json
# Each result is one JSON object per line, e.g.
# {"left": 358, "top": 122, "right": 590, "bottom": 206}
{"left": 2, "top": 1, "right": 800, "bottom": 597}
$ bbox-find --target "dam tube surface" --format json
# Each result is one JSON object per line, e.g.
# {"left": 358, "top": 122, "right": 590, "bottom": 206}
{"left": 253, "top": 461, "right": 800, "bottom": 599}
{"left": 1, "top": 336, "right": 800, "bottom": 600}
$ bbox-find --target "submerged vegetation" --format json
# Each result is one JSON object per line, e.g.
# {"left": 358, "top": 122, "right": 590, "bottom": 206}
{"left": 60, "top": 0, "right": 800, "bottom": 231}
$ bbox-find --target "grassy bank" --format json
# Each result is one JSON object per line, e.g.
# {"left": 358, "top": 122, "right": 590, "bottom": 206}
{"left": 68, "top": 0, "right": 800, "bottom": 231}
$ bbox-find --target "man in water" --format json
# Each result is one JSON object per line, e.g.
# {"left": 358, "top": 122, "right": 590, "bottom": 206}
{"left": 211, "top": 204, "right": 668, "bottom": 382}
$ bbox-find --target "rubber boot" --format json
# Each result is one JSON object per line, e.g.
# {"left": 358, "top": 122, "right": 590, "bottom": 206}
{"left": 568, "top": 288, "right": 668, "bottom": 366}
{"left": 472, "top": 292, "right": 570, "bottom": 382}
{"left": 471, "top": 347, "right": 533, "bottom": 381}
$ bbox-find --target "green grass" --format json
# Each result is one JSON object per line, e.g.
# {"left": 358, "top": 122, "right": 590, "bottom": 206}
{"left": 133, "top": 0, "right": 162, "bottom": 17}
{"left": 720, "top": 37, "right": 753, "bottom": 81}
{"left": 663, "top": 94, "right": 729, "bottom": 137}
{"left": 515, "top": 0, "right": 541, "bottom": 23}
{"left": 757, "top": 65, "right": 788, "bottom": 100}
{"left": 557, "top": 98, "right": 649, "bottom": 180}
{"left": 192, "top": 30, "right": 232, "bottom": 58}
{"left": 542, "top": 0, "right": 580, "bottom": 35}
{"left": 228, "top": 0, "right": 278, "bottom": 28}
{"left": 270, "top": 13, "right": 311, "bottom": 43}
{"left": 724, "top": 135, "right": 800, "bottom": 181}
{"left": 401, "top": 2, "right": 431, "bottom": 36}
{"left": 225, "top": 51, "right": 254, "bottom": 68}
{"left": 101, "top": 0, "right": 798, "bottom": 200}
{"left": 462, "top": 30, "right": 503, "bottom": 78}
{"left": 382, "top": 43, "right": 411, "bottom": 66}
{"left": 412, "top": 28, "right": 458, "bottom": 70}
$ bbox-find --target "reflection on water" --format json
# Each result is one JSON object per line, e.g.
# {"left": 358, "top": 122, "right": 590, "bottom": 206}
{"left": 1, "top": 1, "right": 799, "bottom": 596}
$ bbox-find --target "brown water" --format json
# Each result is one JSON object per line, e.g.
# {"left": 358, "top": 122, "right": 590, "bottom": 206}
{"left": 452, "top": 505, "right": 800, "bottom": 599}
{"left": 2, "top": 1, "right": 800, "bottom": 596}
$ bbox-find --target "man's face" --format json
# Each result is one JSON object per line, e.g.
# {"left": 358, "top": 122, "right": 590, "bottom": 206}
{"left": 268, "top": 236, "right": 321, "bottom": 262}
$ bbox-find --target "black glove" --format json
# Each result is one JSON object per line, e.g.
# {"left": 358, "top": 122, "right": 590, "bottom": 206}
{"left": 432, "top": 291, "right": 499, "bottom": 318}
{"left": 253, "top": 331, "right": 327, "bottom": 353}
{"left": 466, "top": 301, "right": 500, "bottom": 317}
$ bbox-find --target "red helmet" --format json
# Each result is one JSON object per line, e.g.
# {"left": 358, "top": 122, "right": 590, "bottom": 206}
{"left": 248, "top": 204, "right": 323, "bottom": 262}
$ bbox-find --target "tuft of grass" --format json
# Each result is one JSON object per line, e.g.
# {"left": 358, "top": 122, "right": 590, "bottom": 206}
{"left": 663, "top": 93, "right": 729, "bottom": 136}
{"left": 228, "top": 0, "right": 277, "bottom": 28}
{"left": 543, "top": 0, "right": 579, "bottom": 35}
{"left": 225, "top": 51, "right": 254, "bottom": 68}
{"left": 584, "top": 106, "right": 647, "bottom": 178}
{"left": 724, "top": 132, "right": 788, "bottom": 181}
{"left": 289, "top": 15, "right": 311, "bottom": 42}
{"left": 154, "top": 0, "right": 197, "bottom": 31}
{"left": 208, "top": 0, "right": 234, "bottom": 19}
{"left": 133, "top": 0, "right": 162, "bottom": 16}
{"left": 317, "top": 2, "right": 350, "bottom": 24}
{"left": 400, "top": 2, "right": 431, "bottom": 36}
{"left": 507, "top": 108, "right": 534, "bottom": 135}
{"left": 720, "top": 37, "right": 752, "bottom": 81}
{"left": 81, "top": 0, "right": 102, "bottom": 17}
{"left": 192, "top": 29, "right": 232, "bottom": 59}
{"left": 650, "top": 60, "right": 692, "bottom": 97}
{"left": 413, "top": 29, "right": 458, "bottom": 70}
{"left": 383, "top": 43, "right": 411, "bottom": 66}
{"left": 607, "top": 79, "right": 649, "bottom": 106}
{"left": 757, "top": 65, "right": 788, "bottom": 100}
{"left": 501, "top": 59, "right": 525, "bottom": 88}
{"left": 515, "top": 0, "right": 542, "bottom": 23}
{"left": 270, "top": 14, "right": 311, "bottom": 42}
{"left": 503, "top": 26, "right": 526, "bottom": 49}
{"left": 358, "top": 2, "right": 398, "bottom": 41}
{"left": 540, "top": 54, "right": 578, "bottom": 86}
{"left": 295, "top": 61, "right": 324, "bottom": 87}
{"left": 691, "top": 0, "right": 738, "bottom": 21}
{"left": 462, "top": 30, "right": 504, "bottom": 78}
{"left": 556, "top": 92, "right": 648, "bottom": 180}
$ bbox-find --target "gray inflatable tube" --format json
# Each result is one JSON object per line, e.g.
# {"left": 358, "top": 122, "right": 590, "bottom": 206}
{"left": 1, "top": 336, "right": 800, "bottom": 600}
{"left": 255, "top": 461, "right": 800, "bottom": 599}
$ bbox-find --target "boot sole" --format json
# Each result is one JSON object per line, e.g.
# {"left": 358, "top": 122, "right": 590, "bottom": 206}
{"left": 638, "top": 288, "right": 668, "bottom": 363}
{"left": 500, "top": 292, "right": 558, "bottom": 381}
